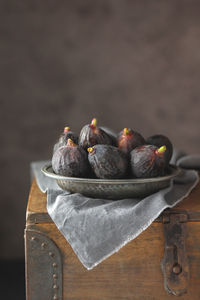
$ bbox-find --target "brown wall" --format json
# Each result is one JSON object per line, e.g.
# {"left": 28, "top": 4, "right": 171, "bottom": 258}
{"left": 0, "top": 0, "right": 200, "bottom": 259}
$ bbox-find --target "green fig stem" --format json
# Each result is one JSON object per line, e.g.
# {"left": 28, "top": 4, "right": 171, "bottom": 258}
{"left": 66, "top": 138, "right": 76, "bottom": 147}
{"left": 91, "top": 118, "right": 97, "bottom": 127}
{"left": 123, "top": 128, "right": 130, "bottom": 136}
{"left": 156, "top": 145, "right": 166, "bottom": 154}
{"left": 64, "top": 126, "right": 70, "bottom": 133}
{"left": 87, "top": 147, "right": 95, "bottom": 154}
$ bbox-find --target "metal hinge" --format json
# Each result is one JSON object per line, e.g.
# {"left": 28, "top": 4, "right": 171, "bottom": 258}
{"left": 25, "top": 228, "right": 63, "bottom": 300}
{"left": 161, "top": 212, "right": 189, "bottom": 296}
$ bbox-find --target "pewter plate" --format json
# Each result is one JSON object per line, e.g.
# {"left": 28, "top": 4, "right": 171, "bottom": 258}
{"left": 41, "top": 164, "right": 181, "bottom": 200}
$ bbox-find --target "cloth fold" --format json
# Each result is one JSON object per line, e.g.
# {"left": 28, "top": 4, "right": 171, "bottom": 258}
{"left": 31, "top": 160, "right": 61, "bottom": 192}
{"left": 31, "top": 150, "right": 199, "bottom": 270}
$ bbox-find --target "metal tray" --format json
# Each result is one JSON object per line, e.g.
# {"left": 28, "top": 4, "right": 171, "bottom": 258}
{"left": 41, "top": 164, "right": 181, "bottom": 200}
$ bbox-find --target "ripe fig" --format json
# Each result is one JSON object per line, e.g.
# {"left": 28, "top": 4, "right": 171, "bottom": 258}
{"left": 79, "top": 118, "right": 113, "bottom": 150}
{"left": 130, "top": 145, "right": 166, "bottom": 178}
{"left": 52, "top": 139, "right": 90, "bottom": 177}
{"left": 100, "top": 126, "right": 117, "bottom": 146}
{"left": 53, "top": 126, "right": 78, "bottom": 153}
{"left": 88, "top": 145, "right": 128, "bottom": 179}
{"left": 146, "top": 134, "right": 173, "bottom": 164}
{"left": 117, "top": 128, "right": 145, "bottom": 154}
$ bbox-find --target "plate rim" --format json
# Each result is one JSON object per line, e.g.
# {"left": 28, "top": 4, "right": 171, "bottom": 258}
{"left": 41, "top": 164, "right": 181, "bottom": 184}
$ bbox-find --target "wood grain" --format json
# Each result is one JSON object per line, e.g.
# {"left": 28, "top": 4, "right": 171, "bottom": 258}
{"left": 25, "top": 178, "right": 200, "bottom": 299}
{"left": 26, "top": 178, "right": 200, "bottom": 224}
{"left": 26, "top": 222, "right": 200, "bottom": 300}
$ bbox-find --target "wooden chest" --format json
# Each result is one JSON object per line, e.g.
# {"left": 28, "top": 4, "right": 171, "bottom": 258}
{"left": 25, "top": 179, "right": 200, "bottom": 300}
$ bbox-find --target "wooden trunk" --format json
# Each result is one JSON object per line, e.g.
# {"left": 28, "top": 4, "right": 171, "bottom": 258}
{"left": 25, "top": 179, "right": 200, "bottom": 300}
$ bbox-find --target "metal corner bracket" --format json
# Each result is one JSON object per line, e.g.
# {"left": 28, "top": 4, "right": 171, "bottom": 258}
{"left": 161, "top": 212, "right": 189, "bottom": 296}
{"left": 25, "top": 228, "right": 63, "bottom": 300}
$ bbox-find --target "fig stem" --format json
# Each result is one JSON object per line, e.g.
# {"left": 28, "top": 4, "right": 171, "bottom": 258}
{"left": 88, "top": 147, "right": 94, "bottom": 153}
{"left": 64, "top": 126, "right": 70, "bottom": 133}
{"left": 157, "top": 145, "right": 166, "bottom": 154}
{"left": 91, "top": 118, "right": 97, "bottom": 127}
{"left": 123, "top": 128, "right": 130, "bottom": 136}
{"left": 66, "top": 138, "right": 76, "bottom": 147}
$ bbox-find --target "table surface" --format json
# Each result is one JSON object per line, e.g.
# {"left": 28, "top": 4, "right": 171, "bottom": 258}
{"left": 26, "top": 178, "right": 200, "bottom": 225}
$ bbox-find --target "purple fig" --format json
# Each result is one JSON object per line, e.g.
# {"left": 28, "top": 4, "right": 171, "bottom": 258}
{"left": 52, "top": 139, "right": 90, "bottom": 177}
{"left": 130, "top": 145, "right": 166, "bottom": 178}
{"left": 88, "top": 144, "right": 128, "bottom": 179}
{"left": 118, "top": 128, "right": 145, "bottom": 154}
{"left": 79, "top": 118, "right": 113, "bottom": 150}
{"left": 100, "top": 126, "right": 117, "bottom": 146}
{"left": 53, "top": 126, "right": 78, "bottom": 153}
{"left": 146, "top": 134, "right": 173, "bottom": 164}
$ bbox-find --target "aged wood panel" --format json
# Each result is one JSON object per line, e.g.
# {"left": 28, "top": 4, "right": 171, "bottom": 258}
{"left": 26, "top": 179, "right": 50, "bottom": 224}
{"left": 26, "top": 178, "right": 200, "bottom": 299}
{"left": 25, "top": 221, "right": 200, "bottom": 300}
{"left": 27, "top": 179, "right": 200, "bottom": 225}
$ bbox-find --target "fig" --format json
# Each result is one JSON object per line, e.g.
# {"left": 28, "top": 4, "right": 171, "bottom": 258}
{"left": 117, "top": 128, "right": 145, "bottom": 154}
{"left": 88, "top": 144, "right": 128, "bottom": 179}
{"left": 100, "top": 126, "right": 117, "bottom": 146}
{"left": 52, "top": 139, "right": 90, "bottom": 177}
{"left": 53, "top": 126, "right": 78, "bottom": 153}
{"left": 130, "top": 145, "right": 166, "bottom": 178}
{"left": 146, "top": 134, "right": 173, "bottom": 164}
{"left": 79, "top": 118, "right": 113, "bottom": 150}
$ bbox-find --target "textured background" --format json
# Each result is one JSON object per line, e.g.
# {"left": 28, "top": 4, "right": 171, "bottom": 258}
{"left": 0, "top": 0, "right": 200, "bottom": 259}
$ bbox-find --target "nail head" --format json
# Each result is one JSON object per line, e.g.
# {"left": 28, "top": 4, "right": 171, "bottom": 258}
{"left": 41, "top": 242, "right": 47, "bottom": 248}
{"left": 173, "top": 264, "right": 182, "bottom": 275}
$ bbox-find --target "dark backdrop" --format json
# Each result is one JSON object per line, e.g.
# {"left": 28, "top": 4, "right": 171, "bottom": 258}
{"left": 0, "top": 0, "right": 200, "bottom": 259}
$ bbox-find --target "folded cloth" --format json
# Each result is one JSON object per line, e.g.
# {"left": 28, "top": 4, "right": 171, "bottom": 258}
{"left": 31, "top": 160, "right": 61, "bottom": 192}
{"left": 31, "top": 151, "right": 199, "bottom": 270}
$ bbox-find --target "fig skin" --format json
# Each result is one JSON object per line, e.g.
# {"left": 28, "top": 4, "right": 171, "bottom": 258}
{"left": 146, "top": 134, "right": 173, "bottom": 164}
{"left": 100, "top": 126, "right": 117, "bottom": 146}
{"left": 117, "top": 128, "right": 145, "bottom": 155}
{"left": 53, "top": 127, "right": 78, "bottom": 153}
{"left": 79, "top": 118, "right": 113, "bottom": 150}
{"left": 130, "top": 145, "right": 166, "bottom": 178}
{"left": 52, "top": 139, "right": 90, "bottom": 177}
{"left": 88, "top": 145, "right": 129, "bottom": 179}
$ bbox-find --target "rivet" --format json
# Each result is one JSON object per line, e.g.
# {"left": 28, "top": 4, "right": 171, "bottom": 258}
{"left": 53, "top": 285, "right": 58, "bottom": 289}
{"left": 173, "top": 264, "right": 182, "bottom": 275}
{"left": 49, "top": 252, "right": 55, "bottom": 257}
{"left": 53, "top": 296, "right": 58, "bottom": 300}
{"left": 31, "top": 236, "right": 37, "bottom": 241}
{"left": 53, "top": 263, "right": 57, "bottom": 268}
{"left": 53, "top": 274, "right": 58, "bottom": 279}
{"left": 41, "top": 242, "right": 47, "bottom": 249}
